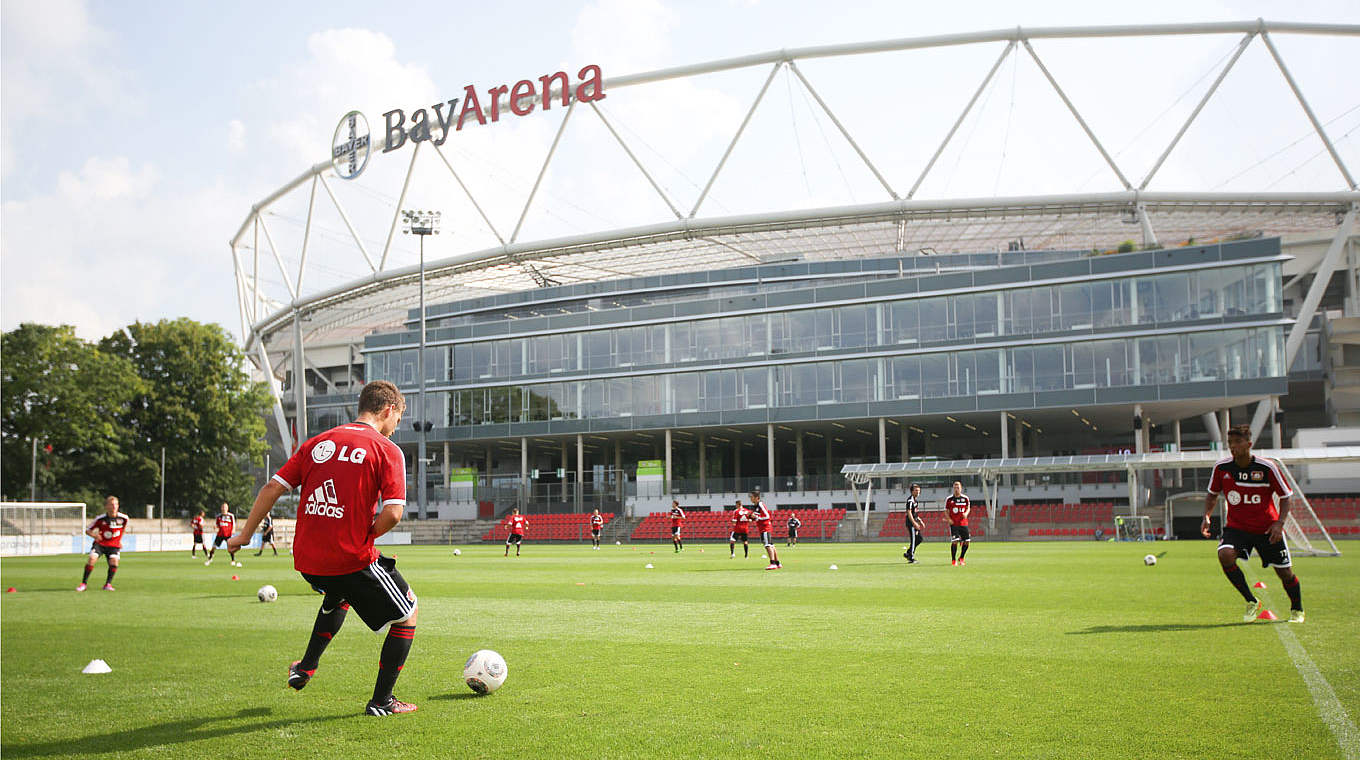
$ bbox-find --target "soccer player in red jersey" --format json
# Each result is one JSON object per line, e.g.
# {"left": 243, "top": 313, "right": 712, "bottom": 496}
{"left": 78, "top": 496, "right": 128, "bottom": 591}
{"left": 729, "top": 500, "right": 751, "bottom": 558}
{"left": 228, "top": 380, "right": 418, "bottom": 716}
{"left": 669, "top": 500, "right": 686, "bottom": 552}
{"left": 189, "top": 508, "right": 206, "bottom": 557}
{"left": 505, "top": 508, "right": 528, "bottom": 557}
{"left": 750, "top": 491, "right": 781, "bottom": 570}
{"left": 1202, "top": 424, "right": 1304, "bottom": 623}
{"left": 589, "top": 508, "right": 604, "bottom": 549}
{"left": 946, "top": 481, "right": 971, "bottom": 565}
{"left": 206, "top": 502, "right": 240, "bottom": 567}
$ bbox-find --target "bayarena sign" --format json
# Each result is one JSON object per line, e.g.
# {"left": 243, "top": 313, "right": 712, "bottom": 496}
{"left": 331, "top": 64, "right": 605, "bottom": 180}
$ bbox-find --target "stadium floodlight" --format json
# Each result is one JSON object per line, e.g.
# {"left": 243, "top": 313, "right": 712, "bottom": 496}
{"left": 402, "top": 210, "right": 440, "bottom": 519}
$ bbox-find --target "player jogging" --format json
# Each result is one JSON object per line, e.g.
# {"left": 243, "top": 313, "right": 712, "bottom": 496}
{"left": 505, "top": 508, "right": 528, "bottom": 557}
{"left": 1202, "top": 424, "right": 1304, "bottom": 624}
{"left": 228, "top": 380, "right": 418, "bottom": 716}
{"left": 786, "top": 513, "right": 801, "bottom": 546}
{"left": 946, "top": 481, "right": 971, "bottom": 566}
{"left": 729, "top": 500, "right": 751, "bottom": 558}
{"left": 206, "top": 503, "right": 241, "bottom": 567}
{"left": 750, "top": 492, "right": 781, "bottom": 570}
{"left": 190, "top": 509, "right": 206, "bottom": 557}
{"left": 256, "top": 511, "right": 278, "bottom": 556}
{"left": 903, "top": 484, "right": 925, "bottom": 564}
{"left": 78, "top": 496, "right": 128, "bottom": 591}
{"left": 669, "top": 500, "right": 686, "bottom": 552}
{"left": 589, "top": 508, "right": 604, "bottom": 549}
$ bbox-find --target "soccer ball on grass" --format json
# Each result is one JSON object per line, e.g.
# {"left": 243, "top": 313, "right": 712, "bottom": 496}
{"left": 463, "top": 649, "right": 508, "bottom": 694}
{"left": 453, "top": 548, "right": 461, "bottom": 556}
{"left": 257, "top": 585, "right": 278, "bottom": 602}
{"left": 1143, "top": 554, "right": 1157, "bottom": 566}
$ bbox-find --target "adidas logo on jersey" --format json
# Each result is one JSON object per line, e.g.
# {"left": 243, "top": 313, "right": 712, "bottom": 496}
{"left": 303, "top": 479, "right": 345, "bottom": 519}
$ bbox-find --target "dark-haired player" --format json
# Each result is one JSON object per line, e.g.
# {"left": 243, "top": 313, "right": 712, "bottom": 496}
{"left": 190, "top": 509, "right": 206, "bottom": 557}
{"left": 729, "top": 500, "right": 751, "bottom": 558}
{"left": 946, "top": 481, "right": 971, "bottom": 566}
{"left": 206, "top": 502, "right": 241, "bottom": 567}
{"left": 505, "top": 508, "right": 528, "bottom": 557}
{"left": 1203, "top": 424, "right": 1304, "bottom": 623}
{"left": 589, "top": 508, "right": 604, "bottom": 550}
{"left": 78, "top": 496, "right": 128, "bottom": 591}
{"left": 256, "top": 511, "right": 278, "bottom": 556}
{"left": 669, "top": 500, "right": 686, "bottom": 552}
{"left": 903, "top": 483, "right": 925, "bottom": 564}
{"left": 750, "top": 492, "right": 781, "bottom": 570}
{"left": 786, "top": 513, "right": 801, "bottom": 547}
{"left": 229, "top": 380, "right": 418, "bottom": 716}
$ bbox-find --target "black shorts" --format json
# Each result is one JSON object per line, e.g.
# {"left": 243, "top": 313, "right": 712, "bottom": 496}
{"left": 787, "top": 528, "right": 798, "bottom": 538}
{"left": 759, "top": 530, "right": 773, "bottom": 546}
{"left": 302, "top": 554, "right": 416, "bottom": 631}
{"left": 213, "top": 535, "right": 230, "bottom": 548}
{"left": 506, "top": 533, "right": 523, "bottom": 544}
{"left": 262, "top": 530, "right": 275, "bottom": 542}
{"left": 730, "top": 531, "right": 748, "bottom": 542}
{"left": 91, "top": 543, "right": 120, "bottom": 558}
{"left": 591, "top": 528, "right": 601, "bottom": 537}
{"left": 671, "top": 526, "right": 682, "bottom": 537}
{"left": 950, "top": 525, "right": 971, "bottom": 542}
{"left": 1219, "top": 527, "right": 1291, "bottom": 568}
{"left": 193, "top": 532, "right": 204, "bottom": 544}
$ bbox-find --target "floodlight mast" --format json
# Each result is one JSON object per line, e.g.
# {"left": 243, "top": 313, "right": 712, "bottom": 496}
{"left": 402, "top": 210, "right": 441, "bottom": 519}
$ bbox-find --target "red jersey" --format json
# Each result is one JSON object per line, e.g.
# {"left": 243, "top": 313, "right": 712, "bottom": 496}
{"left": 590, "top": 514, "right": 604, "bottom": 529}
{"left": 215, "top": 513, "right": 235, "bottom": 537}
{"left": 274, "top": 422, "right": 407, "bottom": 576}
{"left": 731, "top": 507, "right": 751, "bottom": 534}
{"left": 1208, "top": 454, "right": 1291, "bottom": 534}
{"left": 191, "top": 515, "right": 204, "bottom": 534}
{"left": 670, "top": 507, "right": 686, "bottom": 527}
{"left": 946, "top": 495, "right": 970, "bottom": 526}
{"left": 508, "top": 515, "right": 528, "bottom": 536}
{"left": 751, "top": 502, "right": 772, "bottom": 532}
{"left": 89, "top": 513, "right": 129, "bottom": 548}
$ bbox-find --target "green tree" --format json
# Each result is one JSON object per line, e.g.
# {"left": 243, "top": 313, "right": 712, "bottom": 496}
{"left": 1, "top": 324, "right": 146, "bottom": 503}
{"left": 98, "top": 319, "right": 271, "bottom": 513}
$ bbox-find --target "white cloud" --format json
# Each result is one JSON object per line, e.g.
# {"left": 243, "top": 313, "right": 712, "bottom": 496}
{"left": 227, "top": 120, "right": 247, "bottom": 153}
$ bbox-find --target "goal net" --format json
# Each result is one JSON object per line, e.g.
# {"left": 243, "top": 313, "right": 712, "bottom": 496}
{"left": 1114, "top": 514, "right": 1153, "bottom": 542}
{"left": 1, "top": 502, "right": 87, "bottom": 556}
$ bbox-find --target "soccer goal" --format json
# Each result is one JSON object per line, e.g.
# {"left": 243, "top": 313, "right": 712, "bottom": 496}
{"left": 0, "top": 501, "right": 87, "bottom": 556}
{"left": 1114, "top": 514, "right": 1153, "bottom": 542}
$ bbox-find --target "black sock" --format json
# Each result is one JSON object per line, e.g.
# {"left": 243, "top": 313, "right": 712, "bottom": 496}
{"left": 1283, "top": 576, "right": 1302, "bottom": 611}
{"left": 300, "top": 603, "right": 348, "bottom": 670}
{"left": 105, "top": 565, "right": 117, "bottom": 584}
{"left": 373, "top": 624, "right": 415, "bottom": 703}
{"left": 951, "top": 544, "right": 958, "bottom": 562}
{"left": 82, "top": 563, "right": 94, "bottom": 583}
{"left": 960, "top": 543, "right": 969, "bottom": 560}
{"left": 1223, "top": 566, "right": 1256, "bottom": 602}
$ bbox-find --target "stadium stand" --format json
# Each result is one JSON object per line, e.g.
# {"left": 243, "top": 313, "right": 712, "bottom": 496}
{"left": 878, "top": 505, "right": 987, "bottom": 538}
{"left": 481, "top": 512, "right": 614, "bottom": 542}
{"left": 630, "top": 508, "right": 846, "bottom": 541}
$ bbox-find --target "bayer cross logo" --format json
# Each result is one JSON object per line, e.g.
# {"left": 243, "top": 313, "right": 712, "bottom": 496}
{"left": 332, "top": 111, "right": 371, "bottom": 180}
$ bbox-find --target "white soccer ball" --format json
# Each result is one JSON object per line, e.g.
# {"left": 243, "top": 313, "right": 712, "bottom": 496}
{"left": 453, "top": 548, "right": 461, "bottom": 556}
{"left": 1143, "top": 554, "right": 1157, "bottom": 566}
{"left": 463, "top": 649, "right": 508, "bottom": 694}
{"left": 257, "top": 585, "right": 278, "bottom": 602}
{"left": 615, "top": 541, "right": 621, "bottom": 545}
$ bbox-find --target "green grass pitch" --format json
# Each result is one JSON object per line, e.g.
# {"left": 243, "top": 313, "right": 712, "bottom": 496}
{"left": 2, "top": 540, "right": 1357, "bottom": 759}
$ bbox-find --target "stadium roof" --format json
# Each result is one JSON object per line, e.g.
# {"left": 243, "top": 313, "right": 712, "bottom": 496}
{"left": 230, "top": 21, "right": 1360, "bottom": 360}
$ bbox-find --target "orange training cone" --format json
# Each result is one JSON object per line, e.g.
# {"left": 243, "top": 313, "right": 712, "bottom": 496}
{"left": 5, "top": 587, "right": 15, "bottom": 593}
{"left": 1257, "top": 608, "right": 1278, "bottom": 621}
{"left": 231, "top": 575, "right": 240, "bottom": 581}
{"left": 1252, "top": 581, "right": 1267, "bottom": 589}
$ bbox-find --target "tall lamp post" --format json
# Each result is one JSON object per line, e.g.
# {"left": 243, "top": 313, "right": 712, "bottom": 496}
{"left": 401, "top": 209, "right": 440, "bottom": 519}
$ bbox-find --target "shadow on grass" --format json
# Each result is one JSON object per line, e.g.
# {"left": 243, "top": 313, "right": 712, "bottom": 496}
{"left": 429, "top": 692, "right": 484, "bottom": 701}
{"left": 1067, "top": 622, "right": 1245, "bottom": 635}
{"left": 1, "top": 706, "right": 352, "bottom": 757}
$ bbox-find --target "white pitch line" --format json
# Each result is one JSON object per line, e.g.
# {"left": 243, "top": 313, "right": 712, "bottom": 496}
{"left": 1252, "top": 574, "right": 1360, "bottom": 760}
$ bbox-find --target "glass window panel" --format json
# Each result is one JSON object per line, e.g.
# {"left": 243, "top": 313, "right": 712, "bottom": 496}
{"left": 1070, "top": 343, "right": 1095, "bottom": 388}
{"left": 607, "top": 377, "right": 631, "bottom": 415}
{"left": 632, "top": 376, "right": 660, "bottom": 416}
{"left": 786, "top": 311, "right": 816, "bottom": 353}
{"left": 1032, "top": 345, "right": 1065, "bottom": 391}
{"left": 973, "top": 294, "right": 999, "bottom": 337}
{"left": 920, "top": 354, "right": 949, "bottom": 397}
{"left": 746, "top": 315, "right": 768, "bottom": 357}
{"left": 838, "top": 305, "right": 871, "bottom": 348}
{"left": 673, "top": 373, "right": 699, "bottom": 413}
{"left": 696, "top": 320, "right": 722, "bottom": 361}
{"left": 720, "top": 317, "right": 746, "bottom": 359}
{"left": 485, "top": 387, "right": 510, "bottom": 423}
{"left": 917, "top": 297, "right": 948, "bottom": 342}
{"left": 1153, "top": 274, "right": 1191, "bottom": 322}
{"left": 582, "top": 380, "right": 606, "bottom": 418}
{"left": 586, "top": 331, "right": 612, "bottom": 371}
{"left": 528, "top": 384, "right": 551, "bottom": 421}
{"left": 890, "top": 300, "right": 919, "bottom": 345}
{"left": 1008, "top": 346, "right": 1034, "bottom": 393}
{"left": 740, "top": 367, "right": 768, "bottom": 408}
{"left": 1091, "top": 339, "right": 1131, "bottom": 387}
{"left": 777, "top": 364, "right": 817, "bottom": 406}
{"left": 890, "top": 355, "right": 921, "bottom": 399}
{"left": 815, "top": 363, "right": 836, "bottom": 404}
{"left": 453, "top": 344, "right": 472, "bottom": 383}
{"left": 813, "top": 309, "right": 837, "bottom": 350}
{"left": 509, "top": 386, "right": 525, "bottom": 422}
{"left": 1060, "top": 283, "right": 1092, "bottom": 329}
{"left": 1188, "top": 332, "right": 1227, "bottom": 381}
{"left": 974, "top": 349, "right": 1002, "bottom": 394}
{"left": 841, "top": 359, "right": 872, "bottom": 402}
{"left": 952, "top": 295, "right": 974, "bottom": 340}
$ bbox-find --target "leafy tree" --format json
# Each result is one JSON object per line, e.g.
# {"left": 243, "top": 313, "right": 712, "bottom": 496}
{"left": 98, "top": 319, "right": 271, "bottom": 513}
{"left": 1, "top": 324, "right": 146, "bottom": 503}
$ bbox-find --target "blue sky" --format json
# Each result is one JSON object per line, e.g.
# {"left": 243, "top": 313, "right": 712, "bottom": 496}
{"left": 2, "top": 0, "right": 1356, "bottom": 341}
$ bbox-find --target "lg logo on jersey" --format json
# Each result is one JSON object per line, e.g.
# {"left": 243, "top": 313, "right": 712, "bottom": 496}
{"left": 1226, "top": 492, "right": 1263, "bottom": 506}
{"left": 311, "top": 440, "right": 368, "bottom": 465}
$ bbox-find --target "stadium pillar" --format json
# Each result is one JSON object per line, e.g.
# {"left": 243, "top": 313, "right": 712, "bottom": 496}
{"left": 614, "top": 440, "right": 622, "bottom": 502}
{"left": 734, "top": 438, "right": 741, "bottom": 490}
{"left": 1134, "top": 404, "right": 1145, "bottom": 455}
{"left": 665, "top": 429, "right": 673, "bottom": 497}
{"left": 1173, "top": 419, "right": 1183, "bottom": 487}
{"left": 1014, "top": 418, "right": 1024, "bottom": 458}
{"left": 1202, "top": 412, "right": 1223, "bottom": 448}
{"left": 825, "top": 435, "right": 833, "bottom": 487}
{"left": 699, "top": 434, "right": 707, "bottom": 494}
{"left": 1219, "top": 409, "right": 1230, "bottom": 441}
{"left": 443, "top": 442, "right": 450, "bottom": 493}
{"left": 293, "top": 310, "right": 307, "bottom": 448}
{"left": 1271, "top": 397, "right": 1283, "bottom": 449}
{"left": 877, "top": 418, "right": 886, "bottom": 464}
{"left": 795, "top": 431, "right": 804, "bottom": 492}
{"left": 577, "top": 434, "right": 584, "bottom": 511}
{"left": 1000, "top": 413, "right": 1009, "bottom": 489}
{"left": 901, "top": 425, "right": 909, "bottom": 462}
{"left": 767, "top": 423, "right": 775, "bottom": 494}
{"left": 520, "top": 438, "right": 528, "bottom": 511}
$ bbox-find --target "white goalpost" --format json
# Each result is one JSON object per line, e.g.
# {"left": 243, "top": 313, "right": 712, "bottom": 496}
{"left": 0, "top": 501, "right": 88, "bottom": 557}
{"left": 1113, "top": 515, "right": 1153, "bottom": 542}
